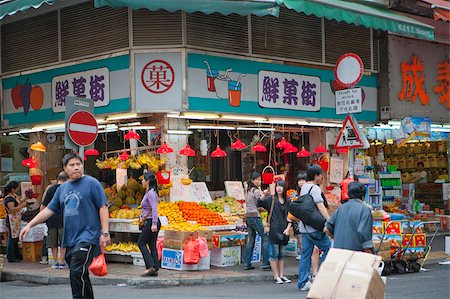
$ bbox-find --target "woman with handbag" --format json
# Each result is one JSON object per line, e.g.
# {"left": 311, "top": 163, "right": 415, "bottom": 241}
{"left": 3, "top": 181, "right": 29, "bottom": 262}
{"left": 137, "top": 172, "right": 161, "bottom": 277}
{"left": 297, "top": 164, "right": 331, "bottom": 292}
{"left": 257, "top": 180, "right": 292, "bottom": 284}
{"left": 243, "top": 172, "right": 270, "bottom": 270}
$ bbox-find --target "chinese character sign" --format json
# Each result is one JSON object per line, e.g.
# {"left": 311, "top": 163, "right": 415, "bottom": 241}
{"left": 52, "top": 68, "right": 110, "bottom": 113}
{"left": 336, "top": 88, "right": 363, "bottom": 115}
{"left": 398, "top": 54, "right": 429, "bottom": 106}
{"left": 258, "top": 71, "right": 320, "bottom": 111}
{"left": 434, "top": 60, "right": 449, "bottom": 109}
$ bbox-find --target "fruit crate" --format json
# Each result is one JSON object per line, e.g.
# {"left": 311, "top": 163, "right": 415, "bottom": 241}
{"left": 109, "top": 219, "right": 137, "bottom": 232}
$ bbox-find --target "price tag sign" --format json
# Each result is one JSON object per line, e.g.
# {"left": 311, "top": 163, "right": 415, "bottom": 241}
{"left": 159, "top": 216, "right": 169, "bottom": 226}
{"left": 224, "top": 205, "right": 231, "bottom": 213}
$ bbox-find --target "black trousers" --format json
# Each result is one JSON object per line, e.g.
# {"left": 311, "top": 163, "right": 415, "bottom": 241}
{"left": 137, "top": 219, "right": 161, "bottom": 270}
{"left": 65, "top": 243, "right": 100, "bottom": 299}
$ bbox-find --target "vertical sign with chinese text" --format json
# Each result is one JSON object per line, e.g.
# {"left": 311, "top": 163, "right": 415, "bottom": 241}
{"left": 52, "top": 68, "right": 110, "bottom": 113}
{"left": 258, "top": 70, "right": 320, "bottom": 111}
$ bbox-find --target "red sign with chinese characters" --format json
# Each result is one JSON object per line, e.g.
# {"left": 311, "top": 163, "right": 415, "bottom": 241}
{"left": 141, "top": 59, "right": 175, "bottom": 94}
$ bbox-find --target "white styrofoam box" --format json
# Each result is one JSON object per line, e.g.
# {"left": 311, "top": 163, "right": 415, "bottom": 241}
{"left": 445, "top": 237, "right": 450, "bottom": 255}
{"left": 133, "top": 256, "right": 146, "bottom": 267}
{"left": 285, "top": 238, "right": 300, "bottom": 257}
{"left": 21, "top": 223, "right": 47, "bottom": 242}
{"left": 210, "top": 246, "right": 241, "bottom": 267}
{"left": 0, "top": 219, "right": 6, "bottom": 233}
{"left": 161, "top": 248, "right": 211, "bottom": 271}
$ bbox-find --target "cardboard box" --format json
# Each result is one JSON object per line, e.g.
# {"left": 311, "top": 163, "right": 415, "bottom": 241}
{"left": 161, "top": 248, "right": 210, "bottom": 271}
{"left": 307, "top": 248, "right": 384, "bottom": 299}
{"left": 164, "top": 230, "right": 198, "bottom": 241}
{"left": 413, "top": 234, "right": 426, "bottom": 247}
{"left": 385, "top": 234, "right": 402, "bottom": 247}
{"left": 212, "top": 231, "right": 245, "bottom": 248}
{"left": 210, "top": 246, "right": 241, "bottom": 267}
{"left": 436, "top": 215, "right": 449, "bottom": 231}
{"left": 373, "top": 239, "right": 390, "bottom": 252}
{"left": 372, "top": 221, "right": 382, "bottom": 234}
{"left": 198, "top": 230, "right": 213, "bottom": 241}
{"left": 383, "top": 221, "right": 401, "bottom": 234}
{"left": 22, "top": 241, "right": 43, "bottom": 262}
{"left": 402, "top": 234, "right": 413, "bottom": 247}
{"left": 377, "top": 250, "right": 391, "bottom": 261}
{"left": 163, "top": 238, "right": 189, "bottom": 250}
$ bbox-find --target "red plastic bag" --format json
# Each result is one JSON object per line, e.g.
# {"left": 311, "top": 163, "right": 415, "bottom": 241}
{"left": 89, "top": 252, "right": 108, "bottom": 276}
{"left": 197, "top": 237, "right": 209, "bottom": 258}
{"left": 183, "top": 238, "right": 200, "bottom": 264}
{"left": 157, "top": 237, "right": 164, "bottom": 261}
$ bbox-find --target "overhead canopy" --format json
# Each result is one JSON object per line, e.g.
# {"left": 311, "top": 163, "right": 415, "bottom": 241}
{"left": 278, "top": 0, "right": 435, "bottom": 41}
{"left": 0, "top": 0, "right": 54, "bottom": 20}
{"left": 94, "top": 0, "right": 280, "bottom": 17}
{"left": 420, "top": 0, "right": 450, "bottom": 22}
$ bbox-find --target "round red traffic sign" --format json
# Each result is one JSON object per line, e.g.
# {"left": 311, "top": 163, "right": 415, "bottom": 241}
{"left": 334, "top": 53, "right": 364, "bottom": 88}
{"left": 68, "top": 111, "right": 98, "bottom": 146}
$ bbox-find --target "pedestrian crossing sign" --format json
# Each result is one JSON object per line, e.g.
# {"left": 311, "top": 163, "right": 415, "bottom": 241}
{"left": 335, "top": 115, "right": 369, "bottom": 149}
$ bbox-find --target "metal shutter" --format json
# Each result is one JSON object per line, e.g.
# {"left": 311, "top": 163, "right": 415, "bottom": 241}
{"left": 132, "top": 10, "right": 182, "bottom": 46}
{"left": 324, "top": 19, "right": 372, "bottom": 70}
{"left": 60, "top": 1, "right": 128, "bottom": 61}
{"left": 1, "top": 11, "right": 58, "bottom": 73}
{"left": 186, "top": 13, "right": 248, "bottom": 54}
{"left": 252, "top": 8, "right": 322, "bottom": 63}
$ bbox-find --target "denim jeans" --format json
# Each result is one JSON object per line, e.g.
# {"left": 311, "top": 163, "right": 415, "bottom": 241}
{"left": 297, "top": 231, "right": 331, "bottom": 289}
{"left": 244, "top": 217, "right": 269, "bottom": 268}
{"left": 269, "top": 242, "right": 286, "bottom": 261}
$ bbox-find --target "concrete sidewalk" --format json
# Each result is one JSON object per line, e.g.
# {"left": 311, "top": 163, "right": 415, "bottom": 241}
{"left": 1, "top": 251, "right": 448, "bottom": 287}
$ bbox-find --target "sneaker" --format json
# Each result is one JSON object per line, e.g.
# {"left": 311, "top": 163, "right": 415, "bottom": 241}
{"left": 58, "top": 263, "right": 68, "bottom": 269}
{"left": 274, "top": 277, "right": 284, "bottom": 284}
{"left": 243, "top": 265, "right": 255, "bottom": 270}
{"left": 261, "top": 265, "right": 271, "bottom": 270}
{"left": 40, "top": 257, "right": 49, "bottom": 265}
{"left": 309, "top": 275, "right": 316, "bottom": 282}
{"left": 299, "top": 281, "right": 312, "bottom": 291}
{"left": 296, "top": 255, "right": 301, "bottom": 260}
{"left": 51, "top": 263, "right": 60, "bottom": 269}
{"left": 281, "top": 276, "right": 291, "bottom": 283}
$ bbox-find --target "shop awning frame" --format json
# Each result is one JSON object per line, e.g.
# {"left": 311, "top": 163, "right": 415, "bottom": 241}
{"left": 278, "top": 0, "right": 435, "bottom": 41}
{"left": 420, "top": 0, "right": 450, "bottom": 22}
{"left": 94, "top": 0, "right": 280, "bottom": 17}
{"left": 0, "top": 0, "right": 55, "bottom": 20}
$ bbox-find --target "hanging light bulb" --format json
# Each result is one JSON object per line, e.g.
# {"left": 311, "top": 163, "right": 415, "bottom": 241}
{"left": 284, "top": 144, "right": 298, "bottom": 154}
{"left": 180, "top": 144, "right": 195, "bottom": 156}
{"left": 30, "top": 141, "right": 46, "bottom": 152}
{"left": 157, "top": 142, "right": 174, "bottom": 154}
{"left": 252, "top": 142, "right": 267, "bottom": 152}
{"left": 297, "top": 146, "right": 311, "bottom": 158}
{"left": 119, "top": 151, "right": 129, "bottom": 161}
{"left": 314, "top": 143, "right": 327, "bottom": 154}
{"left": 85, "top": 149, "right": 100, "bottom": 156}
{"left": 124, "top": 130, "right": 140, "bottom": 141}
{"left": 276, "top": 137, "right": 288, "bottom": 149}
{"left": 21, "top": 158, "right": 36, "bottom": 168}
{"left": 211, "top": 145, "right": 227, "bottom": 157}
{"left": 231, "top": 138, "right": 246, "bottom": 150}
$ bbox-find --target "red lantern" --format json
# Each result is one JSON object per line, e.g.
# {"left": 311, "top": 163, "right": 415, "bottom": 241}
{"left": 252, "top": 142, "right": 267, "bottom": 152}
{"left": 284, "top": 144, "right": 298, "bottom": 154}
{"left": 21, "top": 158, "right": 36, "bottom": 168}
{"left": 231, "top": 139, "right": 246, "bottom": 150}
{"left": 157, "top": 142, "right": 174, "bottom": 154}
{"left": 180, "top": 145, "right": 195, "bottom": 156}
{"left": 276, "top": 137, "right": 288, "bottom": 149}
{"left": 124, "top": 130, "right": 140, "bottom": 141}
{"left": 297, "top": 147, "right": 311, "bottom": 158}
{"left": 85, "top": 149, "right": 100, "bottom": 156}
{"left": 314, "top": 143, "right": 327, "bottom": 154}
{"left": 119, "top": 151, "right": 129, "bottom": 161}
{"left": 211, "top": 145, "right": 227, "bottom": 157}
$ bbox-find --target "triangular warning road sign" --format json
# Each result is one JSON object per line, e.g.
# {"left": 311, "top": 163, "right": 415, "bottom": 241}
{"left": 335, "top": 115, "right": 369, "bottom": 149}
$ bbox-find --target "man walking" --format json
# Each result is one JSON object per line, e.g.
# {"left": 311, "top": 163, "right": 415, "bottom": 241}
{"left": 324, "top": 182, "right": 373, "bottom": 253}
{"left": 41, "top": 171, "right": 69, "bottom": 269}
{"left": 20, "top": 153, "right": 110, "bottom": 299}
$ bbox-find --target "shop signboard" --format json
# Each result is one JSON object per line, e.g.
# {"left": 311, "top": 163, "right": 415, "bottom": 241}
{"left": 386, "top": 35, "right": 450, "bottom": 122}
{"left": 396, "top": 116, "right": 430, "bottom": 146}
{"left": 187, "top": 53, "right": 378, "bottom": 122}
{"left": 134, "top": 52, "right": 183, "bottom": 112}
{"left": 335, "top": 88, "right": 363, "bottom": 115}
{"left": 170, "top": 176, "right": 213, "bottom": 203}
{"left": 224, "top": 181, "right": 245, "bottom": 200}
{"left": 2, "top": 55, "right": 130, "bottom": 128}
{"left": 329, "top": 157, "right": 344, "bottom": 184}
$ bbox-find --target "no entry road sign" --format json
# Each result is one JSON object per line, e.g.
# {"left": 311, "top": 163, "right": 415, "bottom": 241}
{"left": 67, "top": 110, "right": 98, "bottom": 146}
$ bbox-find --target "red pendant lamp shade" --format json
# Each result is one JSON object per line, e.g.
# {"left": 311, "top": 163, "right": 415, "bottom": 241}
{"left": 22, "top": 158, "right": 36, "bottom": 168}
{"left": 211, "top": 145, "right": 227, "bottom": 157}
{"left": 157, "top": 142, "right": 174, "bottom": 154}
{"left": 231, "top": 138, "right": 246, "bottom": 150}
{"left": 180, "top": 144, "right": 196, "bottom": 156}
{"left": 85, "top": 149, "right": 100, "bottom": 156}
{"left": 119, "top": 151, "right": 129, "bottom": 161}
{"left": 252, "top": 142, "right": 267, "bottom": 152}
{"left": 297, "top": 146, "right": 311, "bottom": 158}
{"left": 276, "top": 137, "right": 288, "bottom": 149}
{"left": 124, "top": 130, "right": 140, "bottom": 141}
{"left": 314, "top": 143, "right": 327, "bottom": 154}
{"left": 284, "top": 144, "right": 298, "bottom": 154}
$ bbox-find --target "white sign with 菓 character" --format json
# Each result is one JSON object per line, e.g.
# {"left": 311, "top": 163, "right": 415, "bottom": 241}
{"left": 258, "top": 70, "right": 321, "bottom": 111}
{"left": 52, "top": 68, "right": 110, "bottom": 113}
{"left": 336, "top": 88, "right": 362, "bottom": 115}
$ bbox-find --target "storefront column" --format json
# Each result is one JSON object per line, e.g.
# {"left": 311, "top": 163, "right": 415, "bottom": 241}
{"left": 162, "top": 117, "right": 189, "bottom": 176}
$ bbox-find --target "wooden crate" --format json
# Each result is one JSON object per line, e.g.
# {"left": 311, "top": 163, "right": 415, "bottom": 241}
{"left": 22, "top": 241, "right": 43, "bottom": 262}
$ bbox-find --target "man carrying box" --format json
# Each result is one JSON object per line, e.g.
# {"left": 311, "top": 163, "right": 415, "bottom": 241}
{"left": 324, "top": 182, "right": 374, "bottom": 253}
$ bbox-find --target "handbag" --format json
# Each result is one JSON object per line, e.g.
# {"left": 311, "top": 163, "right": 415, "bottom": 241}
{"left": 263, "top": 196, "right": 275, "bottom": 234}
{"left": 138, "top": 210, "right": 151, "bottom": 230}
{"left": 288, "top": 186, "right": 326, "bottom": 231}
{"left": 89, "top": 250, "right": 108, "bottom": 276}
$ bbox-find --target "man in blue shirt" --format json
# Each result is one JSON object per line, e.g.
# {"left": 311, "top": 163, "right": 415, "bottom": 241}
{"left": 20, "top": 153, "right": 110, "bottom": 299}
{"left": 324, "top": 182, "right": 373, "bottom": 253}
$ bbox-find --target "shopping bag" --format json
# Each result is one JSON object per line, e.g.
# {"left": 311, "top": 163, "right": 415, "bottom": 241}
{"left": 157, "top": 237, "right": 164, "bottom": 261}
{"left": 197, "top": 237, "right": 209, "bottom": 258}
{"left": 183, "top": 238, "right": 200, "bottom": 264}
{"left": 89, "top": 252, "right": 108, "bottom": 276}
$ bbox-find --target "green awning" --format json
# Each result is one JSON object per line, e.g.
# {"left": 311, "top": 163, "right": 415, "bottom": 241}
{"left": 278, "top": 0, "right": 435, "bottom": 41}
{"left": 0, "top": 0, "right": 55, "bottom": 20}
{"left": 94, "top": 0, "right": 280, "bottom": 17}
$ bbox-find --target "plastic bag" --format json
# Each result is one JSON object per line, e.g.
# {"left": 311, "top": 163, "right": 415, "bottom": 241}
{"left": 89, "top": 252, "right": 108, "bottom": 276}
{"left": 183, "top": 238, "right": 200, "bottom": 264}
{"left": 197, "top": 237, "right": 209, "bottom": 258}
{"left": 157, "top": 237, "right": 164, "bottom": 261}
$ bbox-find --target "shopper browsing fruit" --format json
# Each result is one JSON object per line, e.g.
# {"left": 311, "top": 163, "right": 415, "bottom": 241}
{"left": 138, "top": 172, "right": 161, "bottom": 277}
{"left": 3, "top": 181, "right": 30, "bottom": 262}
{"left": 20, "top": 153, "right": 110, "bottom": 299}
{"left": 242, "top": 172, "right": 270, "bottom": 271}
{"left": 257, "top": 180, "right": 292, "bottom": 284}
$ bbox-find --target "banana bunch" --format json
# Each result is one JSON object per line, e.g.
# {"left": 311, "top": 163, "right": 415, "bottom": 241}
{"left": 138, "top": 153, "right": 166, "bottom": 172}
{"left": 158, "top": 182, "right": 172, "bottom": 197}
{"left": 121, "top": 155, "right": 141, "bottom": 170}
{"left": 96, "top": 153, "right": 167, "bottom": 171}
{"left": 96, "top": 157, "right": 121, "bottom": 170}
{"left": 105, "top": 242, "right": 139, "bottom": 253}
{"left": 114, "top": 209, "right": 140, "bottom": 219}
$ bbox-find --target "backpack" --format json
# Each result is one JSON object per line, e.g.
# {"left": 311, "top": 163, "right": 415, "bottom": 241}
{"left": 288, "top": 186, "right": 326, "bottom": 231}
